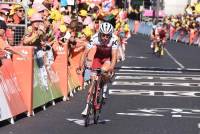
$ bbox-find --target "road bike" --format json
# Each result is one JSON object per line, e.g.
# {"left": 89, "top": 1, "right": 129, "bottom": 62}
{"left": 152, "top": 37, "right": 164, "bottom": 57}
{"left": 84, "top": 68, "right": 105, "bottom": 127}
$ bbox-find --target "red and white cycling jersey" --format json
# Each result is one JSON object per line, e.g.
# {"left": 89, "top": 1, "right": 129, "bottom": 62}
{"left": 87, "top": 33, "right": 119, "bottom": 68}
{"left": 87, "top": 33, "right": 119, "bottom": 56}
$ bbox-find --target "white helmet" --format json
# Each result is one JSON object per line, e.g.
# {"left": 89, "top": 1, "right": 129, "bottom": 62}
{"left": 99, "top": 22, "right": 114, "bottom": 35}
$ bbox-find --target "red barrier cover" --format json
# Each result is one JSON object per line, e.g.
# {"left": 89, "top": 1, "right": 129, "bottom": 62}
{"left": 0, "top": 59, "right": 27, "bottom": 117}
{"left": 52, "top": 44, "right": 68, "bottom": 99}
{"left": 12, "top": 46, "right": 34, "bottom": 116}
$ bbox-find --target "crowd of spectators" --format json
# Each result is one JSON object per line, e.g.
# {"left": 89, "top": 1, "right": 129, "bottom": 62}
{"left": 161, "top": 2, "right": 200, "bottom": 46}
{"left": 0, "top": 0, "right": 131, "bottom": 91}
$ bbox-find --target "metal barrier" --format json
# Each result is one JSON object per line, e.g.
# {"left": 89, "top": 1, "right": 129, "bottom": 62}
{"left": 7, "top": 24, "right": 26, "bottom": 45}
{"left": 138, "top": 21, "right": 153, "bottom": 36}
{"left": 0, "top": 2, "right": 28, "bottom": 45}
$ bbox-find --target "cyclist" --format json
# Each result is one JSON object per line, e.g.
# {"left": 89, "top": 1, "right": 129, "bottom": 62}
{"left": 78, "top": 22, "right": 119, "bottom": 116}
{"left": 150, "top": 23, "right": 167, "bottom": 54}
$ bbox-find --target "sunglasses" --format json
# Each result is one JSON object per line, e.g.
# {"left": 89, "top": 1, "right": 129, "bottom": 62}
{"left": 17, "top": 10, "right": 24, "bottom": 12}
{"left": 101, "top": 34, "right": 111, "bottom": 38}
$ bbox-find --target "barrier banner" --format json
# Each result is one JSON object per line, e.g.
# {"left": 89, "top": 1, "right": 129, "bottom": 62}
{"left": 0, "top": 59, "right": 27, "bottom": 122}
{"left": 52, "top": 44, "right": 68, "bottom": 100}
{"left": 12, "top": 46, "right": 34, "bottom": 116}
{"left": 70, "top": 45, "right": 85, "bottom": 89}
{"left": 33, "top": 59, "right": 62, "bottom": 109}
{"left": 0, "top": 85, "right": 12, "bottom": 122}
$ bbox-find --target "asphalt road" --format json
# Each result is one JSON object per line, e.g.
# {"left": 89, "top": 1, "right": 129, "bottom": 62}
{"left": 1, "top": 34, "right": 200, "bottom": 134}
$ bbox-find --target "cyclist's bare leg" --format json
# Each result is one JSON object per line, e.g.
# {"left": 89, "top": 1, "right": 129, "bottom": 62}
{"left": 81, "top": 47, "right": 97, "bottom": 116}
{"left": 81, "top": 75, "right": 96, "bottom": 116}
{"left": 101, "top": 61, "right": 111, "bottom": 98}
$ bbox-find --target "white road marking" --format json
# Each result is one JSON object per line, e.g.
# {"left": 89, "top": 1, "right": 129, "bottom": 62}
{"left": 164, "top": 48, "right": 185, "bottom": 69}
{"left": 109, "top": 89, "right": 200, "bottom": 97}
{"left": 115, "top": 76, "right": 200, "bottom": 81}
{"left": 172, "top": 115, "right": 182, "bottom": 118}
{"left": 115, "top": 72, "right": 200, "bottom": 77}
{"left": 115, "top": 76, "right": 154, "bottom": 80}
{"left": 160, "top": 77, "right": 200, "bottom": 80}
{"left": 67, "top": 118, "right": 85, "bottom": 126}
{"left": 66, "top": 118, "right": 111, "bottom": 126}
{"left": 118, "top": 69, "right": 182, "bottom": 74}
{"left": 126, "top": 56, "right": 148, "bottom": 59}
{"left": 116, "top": 113, "right": 164, "bottom": 117}
{"left": 120, "top": 66, "right": 200, "bottom": 72}
{"left": 117, "top": 108, "right": 200, "bottom": 119}
{"left": 112, "top": 81, "right": 200, "bottom": 87}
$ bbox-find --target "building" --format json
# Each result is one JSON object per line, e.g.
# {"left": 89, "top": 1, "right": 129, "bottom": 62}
{"left": 129, "top": 0, "right": 199, "bottom": 16}
{"left": 164, "top": 0, "right": 194, "bottom": 15}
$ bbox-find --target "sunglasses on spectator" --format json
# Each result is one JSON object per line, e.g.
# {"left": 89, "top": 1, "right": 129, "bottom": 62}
{"left": 17, "top": 10, "right": 24, "bottom": 12}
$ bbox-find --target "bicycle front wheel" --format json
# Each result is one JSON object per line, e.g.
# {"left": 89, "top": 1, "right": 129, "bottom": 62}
{"left": 84, "top": 101, "right": 93, "bottom": 127}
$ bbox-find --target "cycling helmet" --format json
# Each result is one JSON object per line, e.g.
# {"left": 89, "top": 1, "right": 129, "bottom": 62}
{"left": 99, "top": 22, "right": 114, "bottom": 35}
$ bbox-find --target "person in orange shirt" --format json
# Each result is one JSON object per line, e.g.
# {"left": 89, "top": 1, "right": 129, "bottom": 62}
{"left": 12, "top": 5, "right": 25, "bottom": 24}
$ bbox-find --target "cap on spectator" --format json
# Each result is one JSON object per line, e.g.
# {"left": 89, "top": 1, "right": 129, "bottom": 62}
{"left": 13, "top": 4, "right": 23, "bottom": 10}
{"left": 60, "top": 7, "right": 65, "bottom": 12}
{"left": 59, "top": 24, "right": 67, "bottom": 33}
{"left": 50, "top": 9, "right": 62, "bottom": 21}
{"left": 0, "top": 4, "right": 11, "bottom": 10}
{"left": 33, "top": 4, "right": 48, "bottom": 12}
{"left": 79, "top": 10, "right": 87, "bottom": 17}
{"left": 30, "top": 13, "right": 43, "bottom": 22}
{"left": 0, "top": 20, "right": 7, "bottom": 30}
{"left": 82, "top": 26, "right": 93, "bottom": 37}
{"left": 83, "top": 16, "right": 92, "bottom": 25}
{"left": 92, "top": 13, "right": 97, "bottom": 19}
{"left": 27, "top": 8, "right": 37, "bottom": 17}
{"left": 89, "top": 3, "right": 95, "bottom": 8}
{"left": 64, "top": 15, "right": 71, "bottom": 24}
{"left": 0, "top": 9, "right": 9, "bottom": 16}
{"left": 33, "top": 0, "right": 44, "bottom": 4}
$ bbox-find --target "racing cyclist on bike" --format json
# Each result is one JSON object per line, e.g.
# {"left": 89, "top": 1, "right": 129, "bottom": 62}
{"left": 78, "top": 22, "right": 119, "bottom": 116}
{"left": 150, "top": 23, "right": 167, "bottom": 55}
